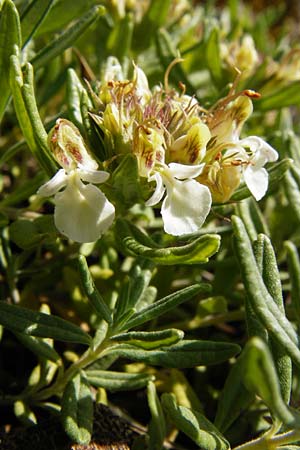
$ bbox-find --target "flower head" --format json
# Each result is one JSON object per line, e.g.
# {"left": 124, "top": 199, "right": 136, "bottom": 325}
{"left": 38, "top": 119, "right": 115, "bottom": 243}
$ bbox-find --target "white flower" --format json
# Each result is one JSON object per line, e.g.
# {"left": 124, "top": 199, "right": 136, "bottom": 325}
{"left": 146, "top": 163, "right": 212, "bottom": 235}
{"left": 37, "top": 118, "right": 115, "bottom": 243}
{"left": 238, "top": 136, "right": 278, "bottom": 200}
{"left": 38, "top": 168, "right": 115, "bottom": 243}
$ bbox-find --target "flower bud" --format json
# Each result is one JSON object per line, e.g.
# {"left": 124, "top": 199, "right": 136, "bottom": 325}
{"left": 169, "top": 117, "right": 211, "bottom": 165}
{"left": 48, "top": 119, "right": 98, "bottom": 172}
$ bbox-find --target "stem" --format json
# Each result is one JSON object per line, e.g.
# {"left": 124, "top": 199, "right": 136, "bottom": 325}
{"left": 168, "top": 309, "right": 244, "bottom": 331}
{"left": 33, "top": 339, "right": 112, "bottom": 401}
{"left": 232, "top": 428, "right": 300, "bottom": 450}
{"left": 232, "top": 436, "right": 269, "bottom": 450}
{"left": 270, "top": 429, "right": 300, "bottom": 447}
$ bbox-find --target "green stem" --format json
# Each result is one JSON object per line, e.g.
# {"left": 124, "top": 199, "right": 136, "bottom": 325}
{"left": 232, "top": 429, "right": 300, "bottom": 450}
{"left": 168, "top": 309, "right": 244, "bottom": 331}
{"left": 33, "top": 339, "right": 112, "bottom": 401}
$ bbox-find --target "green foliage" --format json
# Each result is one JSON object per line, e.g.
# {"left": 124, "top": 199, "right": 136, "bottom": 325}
{"left": 1, "top": 1, "right": 300, "bottom": 449}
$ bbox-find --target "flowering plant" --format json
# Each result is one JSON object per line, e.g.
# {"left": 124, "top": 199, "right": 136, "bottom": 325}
{"left": 1, "top": 1, "right": 300, "bottom": 450}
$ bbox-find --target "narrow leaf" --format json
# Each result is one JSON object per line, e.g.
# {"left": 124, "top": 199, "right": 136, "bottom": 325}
{"left": 78, "top": 255, "right": 112, "bottom": 324}
{"left": 243, "top": 337, "right": 300, "bottom": 427}
{"left": 9, "top": 53, "right": 56, "bottom": 175}
{"left": 0, "top": 0, "right": 21, "bottom": 120}
{"left": 85, "top": 370, "right": 154, "bottom": 392}
{"left": 256, "top": 81, "right": 300, "bottom": 111}
{"left": 232, "top": 215, "right": 300, "bottom": 367}
{"left": 285, "top": 241, "right": 300, "bottom": 323}
{"left": 116, "top": 219, "right": 221, "bottom": 265}
{"left": 162, "top": 393, "right": 230, "bottom": 450}
{"left": 284, "top": 169, "right": 300, "bottom": 224}
{"left": 110, "top": 329, "right": 184, "bottom": 350}
{"left": 133, "top": 0, "right": 171, "bottom": 51}
{"left": 147, "top": 381, "right": 166, "bottom": 450}
{"left": 14, "top": 332, "right": 61, "bottom": 363}
{"left": 20, "top": 0, "right": 54, "bottom": 47}
{"left": 205, "top": 28, "right": 223, "bottom": 85}
{"left": 61, "top": 374, "right": 93, "bottom": 445}
{"left": 155, "top": 28, "right": 195, "bottom": 92}
{"left": 113, "top": 262, "right": 154, "bottom": 325}
{"left": 119, "top": 283, "right": 210, "bottom": 331}
{"left": 66, "top": 68, "right": 86, "bottom": 130}
{"left": 30, "top": 5, "right": 106, "bottom": 70}
{"left": 254, "top": 234, "right": 292, "bottom": 404}
{"left": 215, "top": 352, "right": 255, "bottom": 433}
{"left": 107, "top": 340, "right": 240, "bottom": 368}
{"left": 107, "top": 14, "right": 134, "bottom": 61}
{"left": 0, "top": 302, "right": 92, "bottom": 345}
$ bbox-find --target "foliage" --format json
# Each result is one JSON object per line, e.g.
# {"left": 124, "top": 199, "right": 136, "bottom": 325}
{"left": 1, "top": 0, "right": 300, "bottom": 449}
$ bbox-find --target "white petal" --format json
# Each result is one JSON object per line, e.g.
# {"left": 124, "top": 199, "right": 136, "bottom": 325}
{"left": 161, "top": 178, "right": 212, "bottom": 235}
{"left": 77, "top": 168, "right": 110, "bottom": 184}
{"left": 240, "top": 136, "right": 278, "bottom": 162}
{"left": 145, "top": 172, "right": 165, "bottom": 206}
{"left": 37, "top": 169, "right": 68, "bottom": 197}
{"left": 168, "top": 162, "right": 205, "bottom": 180}
{"left": 243, "top": 166, "right": 268, "bottom": 201}
{"left": 54, "top": 179, "right": 115, "bottom": 243}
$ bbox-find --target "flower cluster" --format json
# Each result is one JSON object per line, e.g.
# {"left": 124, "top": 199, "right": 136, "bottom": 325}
{"left": 38, "top": 61, "right": 278, "bottom": 242}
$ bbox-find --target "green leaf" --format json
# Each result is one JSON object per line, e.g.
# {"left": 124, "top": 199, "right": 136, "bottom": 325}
{"left": 61, "top": 373, "right": 93, "bottom": 445}
{"left": 215, "top": 352, "right": 255, "bottom": 433}
{"left": 285, "top": 241, "right": 300, "bottom": 323}
{"left": 155, "top": 28, "right": 195, "bottom": 92}
{"left": 78, "top": 255, "right": 112, "bottom": 324}
{"left": 147, "top": 381, "right": 166, "bottom": 450}
{"left": 20, "top": 0, "right": 54, "bottom": 47}
{"left": 161, "top": 393, "right": 230, "bottom": 450}
{"left": 9, "top": 218, "right": 45, "bottom": 249}
{"left": 14, "top": 332, "right": 61, "bottom": 363}
{"left": 231, "top": 158, "right": 292, "bottom": 201}
{"left": 113, "top": 261, "right": 154, "bottom": 326}
{"left": 66, "top": 68, "right": 86, "bottom": 130}
{"left": 243, "top": 337, "right": 300, "bottom": 427}
{"left": 0, "top": 302, "right": 92, "bottom": 345}
{"left": 8, "top": 215, "right": 57, "bottom": 249}
{"left": 284, "top": 168, "right": 300, "bottom": 224}
{"left": 107, "top": 13, "right": 134, "bottom": 61}
{"left": 205, "top": 28, "right": 223, "bottom": 86}
{"left": 133, "top": 0, "right": 171, "bottom": 51}
{"left": 0, "top": 0, "right": 21, "bottom": 121}
{"left": 30, "top": 5, "right": 106, "bottom": 70}
{"left": 254, "top": 234, "right": 292, "bottom": 404}
{"left": 9, "top": 53, "right": 57, "bottom": 175}
{"left": 232, "top": 215, "right": 300, "bottom": 368}
{"left": 37, "top": 0, "right": 98, "bottom": 34}
{"left": 107, "top": 340, "right": 240, "bottom": 368}
{"left": 256, "top": 81, "right": 300, "bottom": 111}
{"left": 110, "top": 329, "right": 184, "bottom": 350}
{"left": 119, "top": 283, "right": 210, "bottom": 331}
{"left": 85, "top": 370, "right": 154, "bottom": 392}
{"left": 116, "top": 219, "right": 221, "bottom": 265}
{"left": 235, "top": 197, "right": 269, "bottom": 242}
